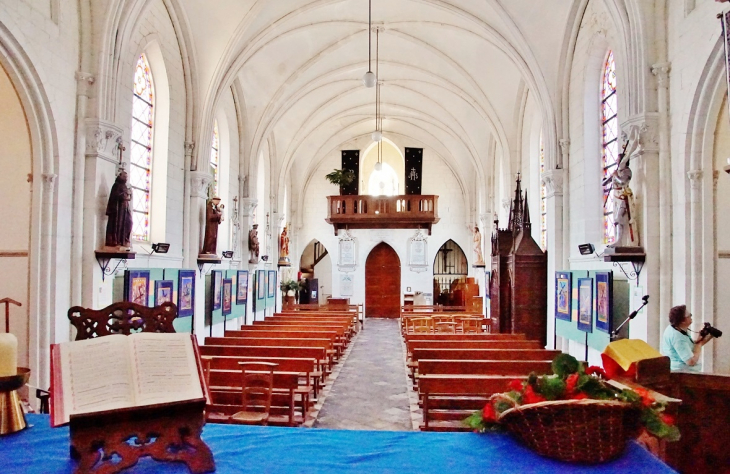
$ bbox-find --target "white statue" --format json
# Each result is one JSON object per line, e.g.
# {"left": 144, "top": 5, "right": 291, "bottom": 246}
{"left": 607, "top": 128, "right": 641, "bottom": 248}
{"left": 473, "top": 226, "right": 485, "bottom": 265}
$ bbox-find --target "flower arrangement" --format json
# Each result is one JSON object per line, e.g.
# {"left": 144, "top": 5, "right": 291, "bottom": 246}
{"left": 464, "top": 353, "right": 679, "bottom": 442}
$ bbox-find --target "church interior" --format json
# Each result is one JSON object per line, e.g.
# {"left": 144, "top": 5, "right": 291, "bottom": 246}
{"left": 1, "top": 0, "right": 730, "bottom": 472}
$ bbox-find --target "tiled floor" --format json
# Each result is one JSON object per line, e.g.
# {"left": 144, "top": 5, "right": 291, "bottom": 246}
{"left": 313, "top": 318, "right": 416, "bottom": 431}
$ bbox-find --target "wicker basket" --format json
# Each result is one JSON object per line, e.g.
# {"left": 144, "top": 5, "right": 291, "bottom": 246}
{"left": 498, "top": 399, "right": 642, "bottom": 464}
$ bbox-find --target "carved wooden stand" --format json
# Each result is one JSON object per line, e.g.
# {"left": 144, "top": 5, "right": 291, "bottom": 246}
{"left": 69, "top": 401, "right": 215, "bottom": 474}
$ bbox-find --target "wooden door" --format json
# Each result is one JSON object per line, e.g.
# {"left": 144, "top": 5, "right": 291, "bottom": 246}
{"left": 365, "top": 243, "right": 401, "bottom": 318}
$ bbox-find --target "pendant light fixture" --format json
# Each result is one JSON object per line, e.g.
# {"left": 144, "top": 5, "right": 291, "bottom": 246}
{"left": 372, "top": 27, "right": 382, "bottom": 143}
{"left": 362, "top": 0, "right": 376, "bottom": 88}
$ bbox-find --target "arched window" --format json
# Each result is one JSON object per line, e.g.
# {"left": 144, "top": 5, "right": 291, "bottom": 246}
{"left": 130, "top": 53, "right": 154, "bottom": 241}
{"left": 210, "top": 120, "right": 219, "bottom": 197}
{"left": 601, "top": 50, "right": 618, "bottom": 244}
{"left": 539, "top": 131, "right": 546, "bottom": 250}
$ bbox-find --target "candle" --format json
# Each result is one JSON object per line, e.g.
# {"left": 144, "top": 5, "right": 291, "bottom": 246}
{"left": 0, "top": 333, "right": 17, "bottom": 376}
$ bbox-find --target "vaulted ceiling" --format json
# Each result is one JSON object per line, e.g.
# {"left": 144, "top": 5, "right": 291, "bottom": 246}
{"left": 180, "top": 0, "right": 575, "bottom": 193}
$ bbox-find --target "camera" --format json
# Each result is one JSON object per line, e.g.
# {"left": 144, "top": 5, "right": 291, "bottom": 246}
{"left": 700, "top": 322, "right": 723, "bottom": 339}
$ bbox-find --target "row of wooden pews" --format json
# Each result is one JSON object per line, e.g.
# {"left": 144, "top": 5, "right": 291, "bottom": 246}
{"left": 201, "top": 309, "right": 360, "bottom": 427}
{"left": 404, "top": 327, "right": 559, "bottom": 431}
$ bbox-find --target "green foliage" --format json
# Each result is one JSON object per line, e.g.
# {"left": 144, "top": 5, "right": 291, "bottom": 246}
{"left": 325, "top": 169, "right": 356, "bottom": 187}
{"left": 279, "top": 279, "right": 299, "bottom": 292}
{"left": 538, "top": 375, "right": 566, "bottom": 401}
{"left": 552, "top": 353, "right": 580, "bottom": 377}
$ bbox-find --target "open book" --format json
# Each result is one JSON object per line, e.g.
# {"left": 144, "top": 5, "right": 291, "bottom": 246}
{"left": 50, "top": 333, "right": 206, "bottom": 427}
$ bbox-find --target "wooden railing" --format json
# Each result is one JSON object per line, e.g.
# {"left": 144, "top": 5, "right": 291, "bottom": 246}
{"left": 325, "top": 195, "right": 439, "bottom": 234}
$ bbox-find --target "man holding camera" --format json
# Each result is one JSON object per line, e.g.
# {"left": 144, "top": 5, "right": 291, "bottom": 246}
{"left": 661, "top": 305, "right": 721, "bottom": 373}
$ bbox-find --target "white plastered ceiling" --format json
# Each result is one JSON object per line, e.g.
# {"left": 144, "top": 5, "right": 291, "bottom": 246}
{"left": 180, "top": 0, "right": 573, "bottom": 198}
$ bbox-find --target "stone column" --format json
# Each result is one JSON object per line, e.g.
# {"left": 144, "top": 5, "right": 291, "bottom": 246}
{"left": 188, "top": 171, "right": 213, "bottom": 263}
{"left": 542, "top": 168, "right": 564, "bottom": 350}
{"left": 81, "top": 120, "right": 124, "bottom": 308}
{"left": 35, "top": 173, "right": 57, "bottom": 391}
{"left": 688, "top": 169, "right": 703, "bottom": 335}
{"left": 182, "top": 142, "right": 195, "bottom": 268}
{"left": 652, "top": 62, "right": 672, "bottom": 335}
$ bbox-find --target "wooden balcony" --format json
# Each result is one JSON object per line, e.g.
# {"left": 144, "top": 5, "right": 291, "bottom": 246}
{"left": 325, "top": 195, "right": 440, "bottom": 235}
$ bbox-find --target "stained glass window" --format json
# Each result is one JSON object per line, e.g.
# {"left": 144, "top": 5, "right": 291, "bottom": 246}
{"left": 210, "top": 120, "right": 219, "bottom": 197}
{"left": 130, "top": 54, "right": 154, "bottom": 242}
{"left": 601, "top": 51, "right": 618, "bottom": 245}
{"left": 540, "top": 131, "right": 547, "bottom": 251}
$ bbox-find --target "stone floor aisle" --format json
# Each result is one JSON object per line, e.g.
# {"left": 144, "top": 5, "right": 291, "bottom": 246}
{"left": 313, "top": 318, "right": 414, "bottom": 431}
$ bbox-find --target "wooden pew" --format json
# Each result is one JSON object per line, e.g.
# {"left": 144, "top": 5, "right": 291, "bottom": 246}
{"left": 417, "top": 359, "right": 553, "bottom": 377}
{"left": 411, "top": 348, "right": 561, "bottom": 362}
{"left": 403, "top": 333, "right": 526, "bottom": 341}
{"left": 418, "top": 374, "right": 522, "bottom": 431}
{"left": 199, "top": 345, "right": 331, "bottom": 374}
{"left": 205, "top": 336, "right": 337, "bottom": 366}
{"left": 406, "top": 340, "right": 542, "bottom": 352}
{"left": 225, "top": 329, "right": 345, "bottom": 357}
{"left": 207, "top": 370, "right": 303, "bottom": 426}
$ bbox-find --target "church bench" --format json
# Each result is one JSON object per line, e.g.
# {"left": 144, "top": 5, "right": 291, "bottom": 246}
{"left": 416, "top": 359, "right": 553, "bottom": 377}
{"left": 403, "top": 333, "right": 526, "bottom": 342}
{"left": 199, "top": 345, "right": 332, "bottom": 374}
{"left": 241, "top": 324, "right": 350, "bottom": 347}
{"left": 207, "top": 370, "right": 304, "bottom": 426}
{"left": 406, "top": 340, "right": 542, "bottom": 352}
{"left": 204, "top": 355, "right": 321, "bottom": 401}
{"left": 408, "top": 348, "right": 561, "bottom": 379}
{"left": 204, "top": 337, "right": 337, "bottom": 365}
{"left": 273, "top": 312, "right": 360, "bottom": 330}
{"left": 225, "top": 329, "right": 346, "bottom": 357}
{"left": 258, "top": 318, "right": 357, "bottom": 339}
{"left": 418, "top": 374, "right": 526, "bottom": 431}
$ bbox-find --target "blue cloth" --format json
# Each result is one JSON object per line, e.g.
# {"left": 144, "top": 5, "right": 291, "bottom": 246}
{"left": 661, "top": 325, "right": 701, "bottom": 372}
{"left": 2, "top": 415, "right": 675, "bottom": 473}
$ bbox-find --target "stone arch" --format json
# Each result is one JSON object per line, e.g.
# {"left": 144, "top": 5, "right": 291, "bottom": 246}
{"left": 0, "top": 22, "right": 60, "bottom": 391}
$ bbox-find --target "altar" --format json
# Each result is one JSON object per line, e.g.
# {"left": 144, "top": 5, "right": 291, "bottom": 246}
{"left": 3, "top": 415, "right": 674, "bottom": 473}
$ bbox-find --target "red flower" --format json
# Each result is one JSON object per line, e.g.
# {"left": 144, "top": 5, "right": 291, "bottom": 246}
{"left": 508, "top": 379, "right": 524, "bottom": 392}
{"left": 566, "top": 373, "right": 580, "bottom": 394}
{"left": 660, "top": 413, "right": 675, "bottom": 425}
{"left": 634, "top": 388, "right": 655, "bottom": 407}
{"left": 482, "top": 403, "right": 496, "bottom": 422}
{"left": 523, "top": 385, "right": 547, "bottom": 404}
{"left": 570, "top": 392, "right": 589, "bottom": 400}
{"left": 586, "top": 366, "right": 609, "bottom": 379}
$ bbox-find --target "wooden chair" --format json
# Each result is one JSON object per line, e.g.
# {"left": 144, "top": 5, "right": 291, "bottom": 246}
{"left": 230, "top": 362, "right": 278, "bottom": 426}
{"left": 456, "top": 316, "right": 482, "bottom": 334}
{"left": 433, "top": 315, "right": 457, "bottom": 333}
{"left": 409, "top": 317, "right": 434, "bottom": 334}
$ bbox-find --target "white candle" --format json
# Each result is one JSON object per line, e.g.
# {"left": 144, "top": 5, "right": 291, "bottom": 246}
{"left": 0, "top": 333, "right": 17, "bottom": 377}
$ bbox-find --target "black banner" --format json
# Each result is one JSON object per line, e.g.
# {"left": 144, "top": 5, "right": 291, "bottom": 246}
{"left": 341, "top": 150, "right": 359, "bottom": 195}
{"left": 404, "top": 147, "right": 423, "bottom": 195}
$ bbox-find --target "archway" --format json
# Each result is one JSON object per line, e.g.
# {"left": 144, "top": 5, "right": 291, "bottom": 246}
{"left": 0, "top": 62, "right": 31, "bottom": 368}
{"left": 365, "top": 242, "right": 401, "bottom": 318}
{"left": 299, "top": 239, "right": 329, "bottom": 304}
{"left": 433, "top": 240, "right": 468, "bottom": 305}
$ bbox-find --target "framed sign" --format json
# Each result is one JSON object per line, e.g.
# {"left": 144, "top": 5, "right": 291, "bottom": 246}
{"left": 177, "top": 270, "right": 196, "bottom": 317}
{"left": 125, "top": 270, "right": 150, "bottom": 306}
{"left": 257, "top": 270, "right": 266, "bottom": 300}
{"left": 222, "top": 278, "right": 232, "bottom": 315}
{"left": 267, "top": 271, "right": 276, "bottom": 298}
{"left": 212, "top": 270, "right": 222, "bottom": 310}
{"left": 577, "top": 277, "right": 593, "bottom": 333}
{"left": 595, "top": 272, "right": 613, "bottom": 333}
{"left": 555, "top": 271, "right": 572, "bottom": 322}
{"left": 236, "top": 270, "right": 248, "bottom": 304}
{"left": 339, "top": 239, "right": 356, "bottom": 267}
{"left": 408, "top": 229, "right": 428, "bottom": 272}
{"left": 154, "top": 280, "right": 174, "bottom": 306}
{"left": 340, "top": 274, "right": 354, "bottom": 296}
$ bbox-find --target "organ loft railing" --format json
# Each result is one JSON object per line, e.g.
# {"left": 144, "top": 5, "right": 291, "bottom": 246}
{"left": 325, "top": 195, "right": 440, "bottom": 235}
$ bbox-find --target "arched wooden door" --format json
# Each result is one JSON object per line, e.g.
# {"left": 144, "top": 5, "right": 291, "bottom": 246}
{"left": 365, "top": 243, "right": 401, "bottom": 318}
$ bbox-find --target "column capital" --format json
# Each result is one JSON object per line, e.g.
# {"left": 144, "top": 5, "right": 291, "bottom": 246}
{"left": 620, "top": 113, "right": 660, "bottom": 155}
{"left": 190, "top": 171, "right": 213, "bottom": 198}
{"left": 184, "top": 141, "right": 195, "bottom": 156}
{"left": 558, "top": 138, "right": 570, "bottom": 155}
{"left": 84, "top": 119, "right": 124, "bottom": 164}
{"left": 687, "top": 169, "right": 703, "bottom": 189}
{"left": 241, "top": 198, "right": 258, "bottom": 217}
{"left": 542, "top": 169, "right": 564, "bottom": 198}
{"left": 651, "top": 62, "right": 671, "bottom": 88}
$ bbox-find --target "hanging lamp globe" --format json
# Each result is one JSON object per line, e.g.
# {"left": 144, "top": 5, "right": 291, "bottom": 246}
{"left": 372, "top": 130, "right": 383, "bottom": 142}
{"left": 362, "top": 71, "right": 376, "bottom": 88}
{"left": 374, "top": 161, "right": 383, "bottom": 171}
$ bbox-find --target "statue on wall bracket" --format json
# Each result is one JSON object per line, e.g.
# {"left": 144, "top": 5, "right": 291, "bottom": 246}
{"left": 102, "top": 165, "right": 134, "bottom": 252}
{"left": 199, "top": 197, "right": 224, "bottom": 259}
{"left": 248, "top": 224, "right": 260, "bottom": 264}
{"left": 605, "top": 127, "right": 641, "bottom": 249}
{"left": 278, "top": 225, "right": 291, "bottom": 266}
